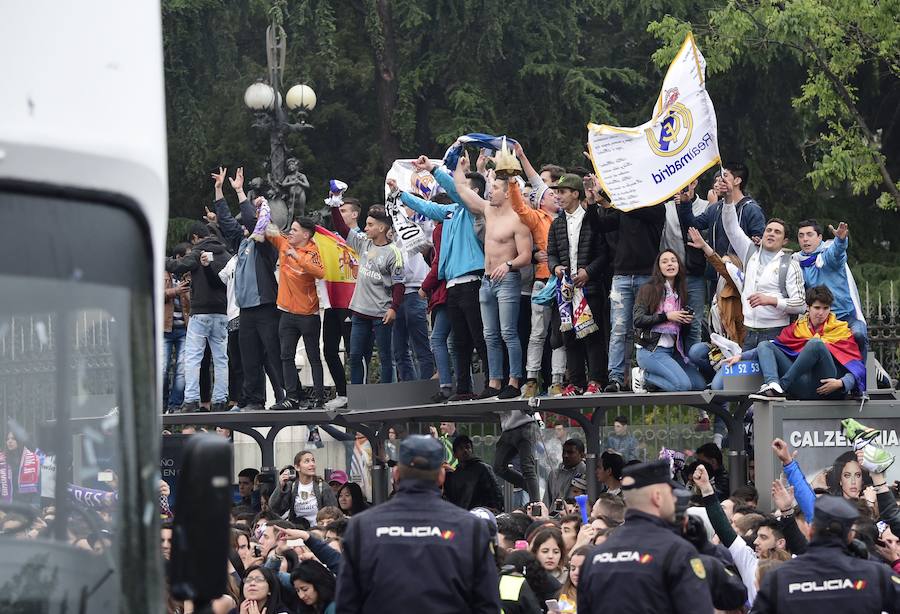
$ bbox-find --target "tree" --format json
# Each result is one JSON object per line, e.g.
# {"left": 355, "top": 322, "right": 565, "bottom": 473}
{"left": 649, "top": 0, "right": 900, "bottom": 210}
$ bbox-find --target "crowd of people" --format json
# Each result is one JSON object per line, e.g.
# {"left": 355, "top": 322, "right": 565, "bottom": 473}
{"left": 162, "top": 141, "right": 880, "bottom": 427}
{"left": 160, "top": 417, "right": 900, "bottom": 613}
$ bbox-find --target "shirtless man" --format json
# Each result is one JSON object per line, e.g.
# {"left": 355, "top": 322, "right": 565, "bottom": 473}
{"left": 451, "top": 156, "right": 532, "bottom": 399}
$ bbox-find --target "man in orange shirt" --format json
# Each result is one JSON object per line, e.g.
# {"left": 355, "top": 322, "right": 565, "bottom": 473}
{"left": 268, "top": 217, "right": 327, "bottom": 409}
{"left": 512, "top": 143, "right": 566, "bottom": 398}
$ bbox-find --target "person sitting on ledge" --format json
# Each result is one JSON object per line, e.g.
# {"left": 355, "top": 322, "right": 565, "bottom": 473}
{"left": 726, "top": 285, "right": 865, "bottom": 401}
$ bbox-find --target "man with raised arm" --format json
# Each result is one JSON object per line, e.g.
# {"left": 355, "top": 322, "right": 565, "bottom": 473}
{"left": 511, "top": 142, "right": 567, "bottom": 398}
{"left": 451, "top": 155, "right": 533, "bottom": 400}
{"left": 389, "top": 157, "right": 489, "bottom": 402}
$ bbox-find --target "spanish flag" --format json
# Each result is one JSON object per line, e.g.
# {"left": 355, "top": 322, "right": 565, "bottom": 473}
{"left": 773, "top": 313, "right": 865, "bottom": 393}
{"left": 313, "top": 225, "right": 358, "bottom": 310}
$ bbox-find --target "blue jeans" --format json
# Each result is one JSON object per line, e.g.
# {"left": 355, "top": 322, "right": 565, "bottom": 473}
{"left": 392, "top": 293, "right": 435, "bottom": 381}
{"left": 608, "top": 274, "right": 651, "bottom": 383}
{"left": 480, "top": 271, "right": 523, "bottom": 380}
{"left": 637, "top": 346, "right": 706, "bottom": 391}
{"left": 757, "top": 339, "right": 842, "bottom": 400}
{"left": 846, "top": 317, "right": 868, "bottom": 359}
{"left": 163, "top": 327, "right": 186, "bottom": 409}
{"left": 431, "top": 305, "right": 457, "bottom": 387}
{"left": 349, "top": 314, "right": 394, "bottom": 385}
{"left": 685, "top": 275, "right": 707, "bottom": 349}
{"left": 184, "top": 314, "right": 228, "bottom": 403}
{"left": 686, "top": 342, "right": 729, "bottom": 438}
{"left": 742, "top": 327, "right": 781, "bottom": 351}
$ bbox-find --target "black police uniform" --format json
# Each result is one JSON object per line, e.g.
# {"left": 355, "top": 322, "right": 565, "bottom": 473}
{"left": 699, "top": 552, "right": 748, "bottom": 610}
{"left": 577, "top": 509, "right": 715, "bottom": 613}
{"left": 751, "top": 495, "right": 900, "bottom": 614}
{"left": 335, "top": 435, "right": 500, "bottom": 614}
{"left": 751, "top": 537, "right": 900, "bottom": 613}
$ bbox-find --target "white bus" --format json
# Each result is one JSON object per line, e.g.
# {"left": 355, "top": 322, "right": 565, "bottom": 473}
{"left": 0, "top": 2, "right": 170, "bottom": 611}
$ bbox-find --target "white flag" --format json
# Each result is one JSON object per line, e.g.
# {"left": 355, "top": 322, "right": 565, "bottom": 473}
{"left": 587, "top": 33, "right": 720, "bottom": 212}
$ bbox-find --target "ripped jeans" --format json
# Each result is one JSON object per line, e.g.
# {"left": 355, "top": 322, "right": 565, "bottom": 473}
{"left": 607, "top": 274, "right": 651, "bottom": 384}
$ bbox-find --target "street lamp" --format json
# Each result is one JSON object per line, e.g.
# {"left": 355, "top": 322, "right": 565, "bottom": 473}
{"left": 243, "top": 15, "right": 315, "bottom": 228}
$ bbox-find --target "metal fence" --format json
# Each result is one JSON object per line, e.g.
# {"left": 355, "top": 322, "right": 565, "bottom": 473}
{"left": 0, "top": 312, "right": 117, "bottom": 441}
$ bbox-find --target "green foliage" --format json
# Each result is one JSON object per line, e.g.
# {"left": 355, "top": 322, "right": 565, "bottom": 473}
{"left": 162, "top": 0, "right": 900, "bottom": 281}
{"left": 649, "top": 0, "right": 900, "bottom": 210}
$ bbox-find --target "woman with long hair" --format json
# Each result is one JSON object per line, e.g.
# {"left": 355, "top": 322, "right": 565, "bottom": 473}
{"left": 336, "top": 481, "right": 368, "bottom": 517}
{"left": 774, "top": 439, "right": 872, "bottom": 523}
{"left": 269, "top": 450, "right": 338, "bottom": 528}
{"left": 503, "top": 550, "right": 561, "bottom": 612}
{"left": 233, "top": 565, "right": 291, "bottom": 614}
{"left": 633, "top": 249, "right": 705, "bottom": 391}
{"left": 529, "top": 527, "right": 568, "bottom": 584}
{"left": 557, "top": 545, "right": 591, "bottom": 613}
{"left": 291, "top": 560, "right": 336, "bottom": 614}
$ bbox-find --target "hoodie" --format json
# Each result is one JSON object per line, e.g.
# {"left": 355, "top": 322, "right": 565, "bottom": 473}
{"left": 794, "top": 235, "right": 862, "bottom": 321}
{"left": 164, "top": 236, "right": 230, "bottom": 314}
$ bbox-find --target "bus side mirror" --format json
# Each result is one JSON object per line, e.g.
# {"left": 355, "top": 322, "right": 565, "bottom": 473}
{"left": 169, "top": 433, "right": 232, "bottom": 605}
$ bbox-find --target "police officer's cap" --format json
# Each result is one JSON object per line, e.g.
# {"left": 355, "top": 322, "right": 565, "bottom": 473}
{"left": 621, "top": 460, "right": 681, "bottom": 491}
{"left": 813, "top": 494, "right": 859, "bottom": 527}
{"left": 399, "top": 435, "right": 444, "bottom": 470}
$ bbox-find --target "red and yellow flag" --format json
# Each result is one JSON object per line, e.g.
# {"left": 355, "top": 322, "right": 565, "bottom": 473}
{"left": 313, "top": 226, "right": 357, "bottom": 309}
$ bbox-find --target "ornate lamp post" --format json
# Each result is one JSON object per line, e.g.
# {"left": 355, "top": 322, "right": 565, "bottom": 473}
{"left": 243, "top": 12, "right": 316, "bottom": 229}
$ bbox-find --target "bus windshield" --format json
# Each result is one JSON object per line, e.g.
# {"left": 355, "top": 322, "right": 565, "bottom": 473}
{"left": 0, "top": 188, "right": 155, "bottom": 612}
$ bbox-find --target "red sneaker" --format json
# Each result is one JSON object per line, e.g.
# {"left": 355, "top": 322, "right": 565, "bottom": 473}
{"left": 558, "top": 384, "right": 583, "bottom": 397}
{"left": 585, "top": 383, "right": 602, "bottom": 395}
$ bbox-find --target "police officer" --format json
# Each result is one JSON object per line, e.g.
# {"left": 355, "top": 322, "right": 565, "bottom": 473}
{"left": 577, "top": 460, "right": 714, "bottom": 613}
{"left": 335, "top": 435, "right": 501, "bottom": 613}
{"left": 751, "top": 495, "right": 900, "bottom": 613}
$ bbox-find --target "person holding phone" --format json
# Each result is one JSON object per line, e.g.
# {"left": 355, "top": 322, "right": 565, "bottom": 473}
{"left": 632, "top": 250, "right": 706, "bottom": 392}
{"left": 268, "top": 451, "right": 338, "bottom": 527}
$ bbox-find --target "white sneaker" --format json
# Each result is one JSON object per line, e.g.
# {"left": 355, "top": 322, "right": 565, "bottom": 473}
{"left": 631, "top": 367, "right": 646, "bottom": 393}
{"left": 324, "top": 396, "right": 348, "bottom": 410}
{"left": 749, "top": 382, "right": 785, "bottom": 401}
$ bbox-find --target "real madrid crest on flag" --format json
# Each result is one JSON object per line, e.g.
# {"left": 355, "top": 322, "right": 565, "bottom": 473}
{"left": 586, "top": 32, "right": 720, "bottom": 212}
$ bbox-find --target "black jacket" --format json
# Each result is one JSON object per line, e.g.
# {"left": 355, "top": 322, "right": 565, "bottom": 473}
{"left": 268, "top": 477, "right": 338, "bottom": 525}
{"left": 443, "top": 457, "right": 503, "bottom": 511}
{"left": 577, "top": 510, "right": 714, "bottom": 614}
{"left": 164, "top": 236, "right": 230, "bottom": 314}
{"left": 632, "top": 288, "right": 691, "bottom": 352}
{"left": 591, "top": 204, "right": 666, "bottom": 276}
{"left": 546, "top": 204, "right": 609, "bottom": 297}
{"left": 335, "top": 479, "right": 501, "bottom": 614}
{"left": 698, "top": 553, "right": 747, "bottom": 610}
{"left": 751, "top": 537, "right": 900, "bottom": 614}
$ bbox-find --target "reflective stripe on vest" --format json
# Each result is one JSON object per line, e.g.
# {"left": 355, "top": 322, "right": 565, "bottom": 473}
{"left": 499, "top": 574, "right": 527, "bottom": 601}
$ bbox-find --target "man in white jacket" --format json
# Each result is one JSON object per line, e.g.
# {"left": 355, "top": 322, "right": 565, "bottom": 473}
{"left": 721, "top": 202, "right": 806, "bottom": 351}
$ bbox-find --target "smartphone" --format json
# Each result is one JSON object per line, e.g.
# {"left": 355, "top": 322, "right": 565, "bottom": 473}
{"left": 683, "top": 305, "right": 694, "bottom": 315}
{"left": 545, "top": 599, "right": 560, "bottom": 613}
{"left": 529, "top": 502, "right": 542, "bottom": 516}
{"left": 253, "top": 544, "right": 262, "bottom": 558}
{"left": 285, "top": 538, "right": 304, "bottom": 548}
{"left": 553, "top": 499, "right": 565, "bottom": 513}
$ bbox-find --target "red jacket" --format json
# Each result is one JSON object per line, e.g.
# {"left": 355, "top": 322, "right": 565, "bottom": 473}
{"left": 421, "top": 223, "right": 447, "bottom": 312}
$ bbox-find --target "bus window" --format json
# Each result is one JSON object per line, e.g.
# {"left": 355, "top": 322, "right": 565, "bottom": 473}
{"left": 0, "top": 189, "right": 154, "bottom": 612}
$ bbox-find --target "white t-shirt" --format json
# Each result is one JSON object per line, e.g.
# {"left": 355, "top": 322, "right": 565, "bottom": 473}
{"left": 293, "top": 480, "right": 318, "bottom": 526}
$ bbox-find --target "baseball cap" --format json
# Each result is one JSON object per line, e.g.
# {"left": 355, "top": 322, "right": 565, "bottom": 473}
{"left": 470, "top": 507, "right": 498, "bottom": 539}
{"left": 328, "top": 470, "right": 348, "bottom": 486}
{"left": 399, "top": 435, "right": 443, "bottom": 470}
{"left": 814, "top": 495, "right": 859, "bottom": 528}
{"left": 549, "top": 173, "right": 585, "bottom": 198}
{"left": 621, "top": 460, "right": 682, "bottom": 491}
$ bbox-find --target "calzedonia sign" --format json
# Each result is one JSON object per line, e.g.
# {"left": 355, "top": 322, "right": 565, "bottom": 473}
{"left": 782, "top": 418, "right": 900, "bottom": 483}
